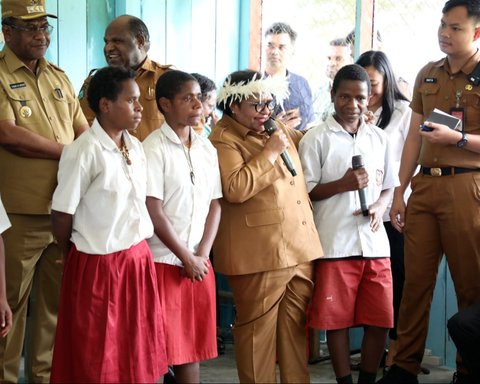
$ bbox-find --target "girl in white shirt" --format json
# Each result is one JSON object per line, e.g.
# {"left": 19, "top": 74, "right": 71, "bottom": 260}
{"left": 50, "top": 67, "right": 167, "bottom": 383}
{"left": 356, "top": 50, "right": 412, "bottom": 372}
{"left": 143, "top": 70, "right": 222, "bottom": 383}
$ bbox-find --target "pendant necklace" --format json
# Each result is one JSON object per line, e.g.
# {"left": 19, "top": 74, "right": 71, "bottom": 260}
{"left": 182, "top": 130, "right": 195, "bottom": 185}
{"left": 119, "top": 135, "right": 132, "bottom": 165}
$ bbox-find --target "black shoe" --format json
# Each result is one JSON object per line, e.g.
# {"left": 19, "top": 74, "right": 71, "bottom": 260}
{"left": 376, "top": 364, "right": 418, "bottom": 384}
{"left": 164, "top": 367, "right": 176, "bottom": 384}
{"left": 450, "top": 371, "right": 473, "bottom": 384}
{"left": 217, "top": 335, "right": 225, "bottom": 355}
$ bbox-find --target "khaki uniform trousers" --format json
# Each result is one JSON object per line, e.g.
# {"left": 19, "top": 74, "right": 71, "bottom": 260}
{"left": 0, "top": 214, "right": 62, "bottom": 383}
{"left": 227, "top": 262, "right": 314, "bottom": 383}
{"left": 395, "top": 173, "right": 480, "bottom": 374}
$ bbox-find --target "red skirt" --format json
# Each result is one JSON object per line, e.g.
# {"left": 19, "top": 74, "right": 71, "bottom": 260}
{"left": 155, "top": 263, "right": 217, "bottom": 365}
{"left": 51, "top": 241, "right": 168, "bottom": 383}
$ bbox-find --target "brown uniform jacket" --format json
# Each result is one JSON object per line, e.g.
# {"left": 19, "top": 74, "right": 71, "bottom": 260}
{"left": 0, "top": 46, "right": 87, "bottom": 214}
{"left": 79, "top": 58, "right": 171, "bottom": 141}
{"left": 413, "top": 51, "right": 480, "bottom": 168}
{"left": 209, "top": 114, "right": 323, "bottom": 275}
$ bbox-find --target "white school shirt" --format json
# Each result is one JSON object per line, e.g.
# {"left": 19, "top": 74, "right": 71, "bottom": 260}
{"left": 143, "top": 123, "right": 222, "bottom": 266}
{"left": 299, "top": 115, "right": 399, "bottom": 259}
{"left": 0, "top": 197, "right": 10, "bottom": 234}
{"left": 52, "top": 119, "right": 153, "bottom": 255}
{"left": 373, "top": 100, "right": 413, "bottom": 221}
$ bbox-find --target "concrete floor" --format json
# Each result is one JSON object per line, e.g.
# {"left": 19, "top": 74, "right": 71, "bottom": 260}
{"left": 200, "top": 343, "right": 455, "bottom": 383}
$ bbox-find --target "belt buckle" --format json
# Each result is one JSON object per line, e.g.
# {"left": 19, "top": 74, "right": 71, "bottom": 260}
{"left": 431, "top": 167, "right": 442, "bottom": 177}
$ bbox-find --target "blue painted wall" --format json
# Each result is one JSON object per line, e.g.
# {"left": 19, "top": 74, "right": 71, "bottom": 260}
{"left": 0, "top": 0, "right": 248, "bottom": 92}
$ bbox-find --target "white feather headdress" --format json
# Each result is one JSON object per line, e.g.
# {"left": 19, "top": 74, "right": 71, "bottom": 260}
{"left": 217, "top": 73, "right": 290, "bottom": 109}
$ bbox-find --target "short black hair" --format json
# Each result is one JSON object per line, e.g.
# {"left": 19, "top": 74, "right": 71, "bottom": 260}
{"left": 330, "top": 38, "right": 349, "bottom": 47}
{"left": 345, "top": 29, "right": 382, "bottom": 46}
{"left": 191, "top": 73, "right": 217, "bottom": 97}
{"left": 332, "top": 64, "right": 371, "bottom": 95}
{"left": 443, "top": 0, "right": 480, "bottom": 23}
{"left": 217, "top": 69, "right": 262, "bottom": 116}
{"left": 264, "top": 22, "right": 297, "bottom": 43}
{"left": 155, "top": 70, "right": 198, "bottom": 114}
{"left": 87, "top": 66, "right": 136, "bottom": 114}
{"left": 124, "top": 15, "right": 150, "bottom": 51}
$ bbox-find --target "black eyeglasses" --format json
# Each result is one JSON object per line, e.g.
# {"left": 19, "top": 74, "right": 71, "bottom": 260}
{"left": 247, "top": 99, "right": 276, "bottom": 112}
{"left": 7, "top": 23, "right": 54, "bottom": 35}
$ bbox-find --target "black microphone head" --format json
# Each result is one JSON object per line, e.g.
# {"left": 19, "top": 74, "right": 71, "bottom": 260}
{"left": 352, "top": 154, "right": 364, "bottom": 169}
{"left": 263, "top": 118, "right": 277, "bottom": 136}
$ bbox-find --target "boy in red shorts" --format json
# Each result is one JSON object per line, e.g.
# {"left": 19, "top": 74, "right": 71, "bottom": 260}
{"left": 299, "top": 64, "right": 398, "bottom": 384}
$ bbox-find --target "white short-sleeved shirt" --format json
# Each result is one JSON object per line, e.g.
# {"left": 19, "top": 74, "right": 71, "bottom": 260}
{"left": 0, "top": 197, "right": 10, "bottom": 234}
{"left": 143, "top": 123, "right": 222, "bottom": 265}
{"left": 373, "top": 100, "right": 413, "bottom": 221}
{"left": 52, "top": 119, "right": 153, "bottom": 255}
{"left": 299, "top": 115, "right": 399, "bottom": 258}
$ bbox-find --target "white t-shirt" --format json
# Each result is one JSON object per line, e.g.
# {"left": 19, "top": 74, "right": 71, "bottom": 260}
{"left": 0, "top": 197, "right": 10, "bottom": 234}
{"left": 143, "top": 123, "right": 222, "bottom": 265}
{"left": 52, "top": 119, "right": 153, "bottom": 255}
{"left": 299, "top": 115, "right": 399, "bottom": 258}
{"left": 373, "top": 99, "right": 413, "bottom": 221}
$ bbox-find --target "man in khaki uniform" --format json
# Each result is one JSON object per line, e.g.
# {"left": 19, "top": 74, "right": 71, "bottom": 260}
{"left": 0, "top": 0, "right": 88, "bottom": 382}
{"left": 79, "top": 15, "right": 171, "bottom": 141}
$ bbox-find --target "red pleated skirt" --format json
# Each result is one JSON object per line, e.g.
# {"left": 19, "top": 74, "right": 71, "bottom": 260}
{"left": 155, "top": 262, "right": 217, "bottom": 365}
{"left": 51, "top": 240, "right": 168, "bottom": 383}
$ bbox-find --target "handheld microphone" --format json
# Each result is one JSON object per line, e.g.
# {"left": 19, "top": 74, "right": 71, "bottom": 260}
{"left": 351, "top": 155, "right": 369, "bottom": 217}
{"left": 264, "top": 119, "right": 297, "bottom": 177}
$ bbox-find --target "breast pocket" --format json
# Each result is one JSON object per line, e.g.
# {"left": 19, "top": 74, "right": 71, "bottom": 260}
{"left": 51, "top": 88, "right": 75, "bottom": 124}
{"left": 140, "top": 84, "right": 159, "bottom": 119}
{"left": 417, "top": 83, "right": 440, "bottom": 115}
{"left": 3, "top": 88, "right": 41, "bottom": 128}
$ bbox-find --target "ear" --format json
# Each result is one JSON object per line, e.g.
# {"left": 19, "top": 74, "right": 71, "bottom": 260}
{"left": 136, "top": 34, "right": 145, "bottom": 49}
{"left": 99, "top": 97, "right": 110, "bottom": 114}
{"left": 474, "top": 26, "right": 480, "bottom": 41}
{"left": 330, "top": 88, "right": 335, "bottom": 103}
{"left": 230, "top": 102, "right": 241, "bottom": 116}
{"left": 158, "top": 97, "right": 170, "bottom": 113}
{"left": 2, "top": 26, "right": 12, "bottom": 43}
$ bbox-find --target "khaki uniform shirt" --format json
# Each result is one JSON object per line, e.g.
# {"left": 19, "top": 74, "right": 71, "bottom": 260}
{"left": 0, "top": 46, "right": 87, "bottom": 214}
{"left": 412, "top": 51, "right": 480, "bottom": 167}
{"left": 209, "top": 114, "right": 323, "bottom": 275}
{"left": 79, "top": 58, "right": 171, "bottom": 141}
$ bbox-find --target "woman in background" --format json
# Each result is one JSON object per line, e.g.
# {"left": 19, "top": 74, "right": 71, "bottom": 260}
{"left": 356, "top": 50, "right": 412, "bottom": 372}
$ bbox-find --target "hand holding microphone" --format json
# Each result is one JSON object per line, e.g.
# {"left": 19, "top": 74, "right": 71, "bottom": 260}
{"left": 351, "top": 155, "right": 369, "bottom": 217}
{"left": 264, "top": 118, "right": 297, "bottom": 177}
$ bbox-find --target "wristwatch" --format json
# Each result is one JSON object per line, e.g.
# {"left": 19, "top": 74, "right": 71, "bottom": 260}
{"left": 457, "top": 132, "right": 468, "bottom": 148}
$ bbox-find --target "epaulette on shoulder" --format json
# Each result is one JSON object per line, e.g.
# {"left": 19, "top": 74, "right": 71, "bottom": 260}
{"left": 151, "top": 60, "right": 174, "bottom": 71}
{"left": 49, "top": 62, "right": 65, "bottom": 73}
{"left": 87, "top": 68, "right": 98, "bottom": 77}
{"left": 78, "top": 68, "right": 99, "bottom": 100}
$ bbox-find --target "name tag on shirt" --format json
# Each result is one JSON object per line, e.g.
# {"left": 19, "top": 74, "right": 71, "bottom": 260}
{"left": 10, "top": 82, "right": 26, "bottom": 90}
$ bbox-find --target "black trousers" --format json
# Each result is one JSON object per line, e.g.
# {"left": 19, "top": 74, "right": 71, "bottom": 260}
{"left": 447, "top": 302, "right": 480, "bottom": 381}
{"left": 384, "top": 221, "right": 405, "bottom": 340}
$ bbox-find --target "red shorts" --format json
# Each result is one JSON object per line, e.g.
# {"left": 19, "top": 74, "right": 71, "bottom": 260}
{"left": 308, "top": 258, "right": 393, "bottom": 330}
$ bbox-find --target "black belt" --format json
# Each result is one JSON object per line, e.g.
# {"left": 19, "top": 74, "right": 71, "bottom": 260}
{"left": 421, "top": 166, "right": 480, "bottom": 177}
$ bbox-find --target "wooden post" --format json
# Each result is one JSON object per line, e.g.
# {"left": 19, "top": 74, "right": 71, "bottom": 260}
{"left": 248, "top": 0, "right": 262, "bottom": 71}
{"left": 354, "top": 0, "right": 375, "bottom": 59}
